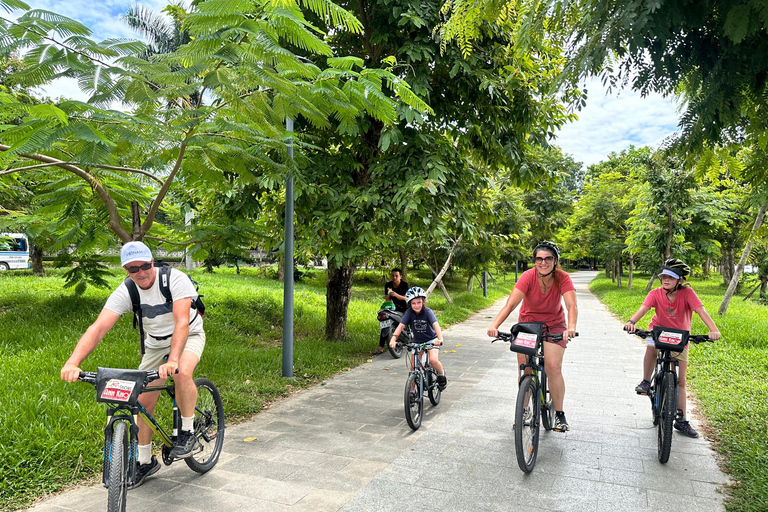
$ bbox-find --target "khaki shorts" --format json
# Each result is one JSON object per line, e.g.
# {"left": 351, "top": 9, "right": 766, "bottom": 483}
{"left": 139, "top": 331, "right": 206, "bottom": 370}
{"left": 646, "top": 336, "right": 689, "bottom": 362}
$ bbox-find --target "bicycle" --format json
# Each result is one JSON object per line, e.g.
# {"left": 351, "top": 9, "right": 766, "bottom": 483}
{"left": 78, "top": 367, "right": 225, "bottom": 512}
{"left": 401, "top": 341, "right": 442, "bottom": 430}
{"left": 625, "top": 326, "right": 713, "bottom": 463}
{"left": 493, "top": 322, "right": 576, "bottom": 473}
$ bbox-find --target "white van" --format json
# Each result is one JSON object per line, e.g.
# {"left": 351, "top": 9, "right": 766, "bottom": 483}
{"left": 0, "top": 233, "right": 31, "bottom": 270}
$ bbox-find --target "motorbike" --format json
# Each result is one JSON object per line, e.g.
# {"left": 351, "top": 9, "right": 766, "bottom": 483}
{"left": 377, "top": 302, "right": 412, "bottom": 358}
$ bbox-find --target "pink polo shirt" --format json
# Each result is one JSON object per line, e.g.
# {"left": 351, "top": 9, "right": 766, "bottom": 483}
{"left": 515, "top": 269, "right": 575, "bottom": 333}
{"left": 643, "top": 286, "right": 703, "bottom": 331}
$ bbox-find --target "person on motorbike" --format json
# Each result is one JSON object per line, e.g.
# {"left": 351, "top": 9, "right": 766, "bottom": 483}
{"left": 389, "top": 286, "right": 447, "bottom": 389}
{"left": 385, "top": 268, "right": 409, "bottom": 312}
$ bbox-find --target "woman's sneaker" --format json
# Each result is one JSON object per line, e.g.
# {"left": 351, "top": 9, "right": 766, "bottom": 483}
{"left": 128, "top": 456, "right": 160, "bottom": 489}
{"left": 553, "top": 411, "right": 570, "bottom": 432}
{"left": 635, "top": 380, "right": 651, "bottom": 395}
{"left": 674, "top": 419, "right": 699, "bottom": 438}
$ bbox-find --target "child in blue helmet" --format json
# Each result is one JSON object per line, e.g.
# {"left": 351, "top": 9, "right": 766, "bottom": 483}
{"left": 389, "top": 286, "right": 447, "bottom": 389}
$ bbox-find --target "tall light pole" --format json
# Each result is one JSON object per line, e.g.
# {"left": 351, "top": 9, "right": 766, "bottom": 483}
{"left": 282, "top": 118, "right": 294, "bottom": 379}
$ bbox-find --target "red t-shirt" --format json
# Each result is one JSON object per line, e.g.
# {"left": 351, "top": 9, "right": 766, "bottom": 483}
{"left": 514, "top": 269, "right": 575, "bottom": 333}
{"left": 643, "top": 286, "right": 703, "bottom": 331}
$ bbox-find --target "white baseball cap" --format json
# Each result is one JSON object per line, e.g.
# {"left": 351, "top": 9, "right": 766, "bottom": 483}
{"left": 659, "top": 268, "right": 681, "bottom": 280}
{"left": 120, "top": 241, "right": 153, "bottom": 266}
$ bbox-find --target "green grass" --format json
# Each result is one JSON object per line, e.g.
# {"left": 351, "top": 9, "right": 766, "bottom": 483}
{"left": 0, "top": 266, "right": 508, "bottom": 511}
{"left": 590, "top": 274, "right": 768, "bottom": 512}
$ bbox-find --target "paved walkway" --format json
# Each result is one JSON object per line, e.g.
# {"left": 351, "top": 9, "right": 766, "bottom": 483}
{"left": 29, "top": 272, "right": 729, "bottom": 512}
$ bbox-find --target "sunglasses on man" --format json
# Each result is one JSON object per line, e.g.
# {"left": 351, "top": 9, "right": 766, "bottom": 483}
{"left": 125, "top": 262, "right": 153, "bottom": 273}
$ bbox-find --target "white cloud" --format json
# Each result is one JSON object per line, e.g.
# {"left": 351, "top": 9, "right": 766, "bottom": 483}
{"left": 555, "top": 77, "right": 681, "bottom": 168}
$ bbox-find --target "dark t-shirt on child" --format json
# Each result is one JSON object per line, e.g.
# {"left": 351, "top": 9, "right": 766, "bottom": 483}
{"left": 401, "top": 307, "right": 438, "bottom": 343}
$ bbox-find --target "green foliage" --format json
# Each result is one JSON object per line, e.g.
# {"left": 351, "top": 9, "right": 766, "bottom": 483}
{"left": 57, "top": 256, "right": 112, "bottom": 294}
{"left": 591, "top": 274, "right": 768, "bottom": 512}
{"left": 0, "top": 266, "right": 508, "bottom": 510}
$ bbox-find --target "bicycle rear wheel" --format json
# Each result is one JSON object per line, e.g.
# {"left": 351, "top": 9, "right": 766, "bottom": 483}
{"left": 427, "top": 368, "right": 441, "bottom": 406}
{"left": 657, "top": 372, "right": 676, "bottom": 463}
{"left": 514, "top": 377, "right": 540, "bottom": 473}
{"left": 185, "top": 378, "right": 226, "bottom": 473}
{"left": 106, "top": 421, "right": 129, "bottom": 512}
{"left": 539, "top": 371, "right": 553, "bottom": 431}
{"left": 404, "top": 373, "right": 423, "bottom": 430}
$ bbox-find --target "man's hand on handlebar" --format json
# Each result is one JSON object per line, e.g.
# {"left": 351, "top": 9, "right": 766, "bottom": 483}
{"left": 61, "top": 363, "right": 82, "bottom": 383}
{"left": 158, "top": 360, "right": 179, "bottom": 379}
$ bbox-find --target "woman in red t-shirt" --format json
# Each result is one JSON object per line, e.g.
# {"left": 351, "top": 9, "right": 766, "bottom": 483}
{"left": 624, "top": 258, "right": 720, "bottom": 438}
{"left": 487, "top": 241, "right": 578, "bottom": 432}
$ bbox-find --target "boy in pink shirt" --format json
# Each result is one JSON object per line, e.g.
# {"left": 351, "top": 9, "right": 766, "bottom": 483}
{"left": 625, "top": 258, "right": 721, "bottom": 438}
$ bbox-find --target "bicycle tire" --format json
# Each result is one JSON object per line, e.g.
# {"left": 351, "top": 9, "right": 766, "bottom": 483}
{"left": 404, "top": 372, "right": 423, "bottom": 430}
{"left": 185, "top": 378, "right": 226, "bottom": 473}
{"left": 540, "top": 371, "right": 553, "bottom": 431}
{"left": 514, "top": 377, "right": 540, "bottom": 473}
{"left": 427, "top": 368, "right": 441, "bottom": 406}
{"left": 106, "top": 421, "right": 129, "bottom": 512}
{"left": 658, "top": 372, "right": 676, "bottom": 463}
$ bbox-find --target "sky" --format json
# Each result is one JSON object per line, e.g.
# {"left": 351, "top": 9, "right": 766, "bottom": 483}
{"left": 15, "top": 0, "right": 683, "bottom": 169}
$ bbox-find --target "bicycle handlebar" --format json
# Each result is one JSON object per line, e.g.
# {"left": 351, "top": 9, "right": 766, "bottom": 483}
{"left": 492, "top": 331, "right": 578, "bottom": 343}
{"left": 623, "top": 327, "right": 715, "bottom": 344}
{"left": 402, "top": 342, "right": 437, "bottom": 351}
{"left": 77, "top": 369, "right": 162, "bottom": 386}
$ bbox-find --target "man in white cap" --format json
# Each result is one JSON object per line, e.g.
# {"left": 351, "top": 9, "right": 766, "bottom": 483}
{"left": 61, "top": 241, "right": 206, "bottom": 488}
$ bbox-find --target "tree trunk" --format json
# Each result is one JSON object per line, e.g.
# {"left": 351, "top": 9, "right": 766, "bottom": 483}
{"left": 761, "top": 279, "right": 767, "bottom": 299}
{"left": 743, "top": 283, "right": 761, "bottom": 301}
{"left": 31, "top": 244, "right": 44, "bottom": 276}
{"left": 721, "top": 246, "right": 735, "bottom": 286}
{"left": 628, "top": 255, "right": 634, "bottom": 290}
{"left": 325, "top": 259, "right": 357, "bottom": 340}
{"left": 611, "top": 260, "right": 616, "bottom": 283}
{"left": 278, "top": 255, "right": 285, "bottom": 282}
{"left": 617, "top": 258, "right": 622, "bottom": 288}
{"left": 605, "top": 261, "right": 610, "bottom": 279}
{"left": 398, "top": 246, "right": 408, "bottom": 281}
{"left": 646, "top": 273, "right": 657, "bottom": 292}
{"left": 466, "top": 274, "right": 474, "bottom": 292}
{"left": 719, "top": 203, "right": 768, "bottom": 315}
{"left": 703, "top": 256, "right": 711, "bottom": 277}
{"left": 130, "top": 201, "right": 144, "bottom": 241}
{"left": 423, "top": 235, "right": 462, "bottom": 304}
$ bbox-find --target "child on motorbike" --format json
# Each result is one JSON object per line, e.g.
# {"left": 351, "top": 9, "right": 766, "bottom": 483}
{"left": 389, "top": 286, "right": 447, "bottom": 389}
{"left": 624, "top": 258, "right": 721, "bottom": 438}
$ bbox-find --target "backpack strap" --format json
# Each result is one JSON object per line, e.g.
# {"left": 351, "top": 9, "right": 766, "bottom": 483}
{"left": 124, "top": 277, "right": 146, "bottom": 355}
{"left": 157, "top": 263, "right": 201, "bottom": 320}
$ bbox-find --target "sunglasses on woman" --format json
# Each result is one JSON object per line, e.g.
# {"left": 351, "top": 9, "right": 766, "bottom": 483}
{"left": 534, "top": 256, "right": 554, "bottom": 264}
{"left": 125, "top": 262, "right": 153, "bottom": 273}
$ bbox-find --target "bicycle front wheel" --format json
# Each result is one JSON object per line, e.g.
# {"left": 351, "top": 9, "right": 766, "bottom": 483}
{"left": 185, "top": 378, "right": 226, "bottom": 473}
{"left": 657, "top": 372, "right": 676, "bottom": 463}
{"left": 107, "top": 421, "right": 129, "bottom": 512}
{"left": 404, "top": 373, "right": 423, "bottom": 430}
{"left": 514, "top": 376, "right": 540, "bottom": 473}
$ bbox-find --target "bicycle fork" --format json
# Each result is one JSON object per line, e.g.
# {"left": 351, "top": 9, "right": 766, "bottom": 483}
{"left": 103, "top": 408, "right": 139, "bottom": 487}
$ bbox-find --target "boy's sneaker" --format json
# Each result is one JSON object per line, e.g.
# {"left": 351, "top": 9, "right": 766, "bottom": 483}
{"left": 128, "top": 456, "right": 159, "bottom": 490}
{"left": 437, "top": 374, "right": 447, "bottom": 390}
{"left": 170, "top": 430, "right": 201, "bottom": 459}
{"left": 674, "top": 419, "right": 699, "bottom": 438}
{"left": 635, "top": 380, "right": 651, "bottom": 395}
{"left": 553, "top": 412, "right": 570, "bottom": 432}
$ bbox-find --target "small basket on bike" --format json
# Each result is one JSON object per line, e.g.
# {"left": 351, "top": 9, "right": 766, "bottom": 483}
{"left": 95, "top": 367, "right": 147, "bottom": 405}
{"left": 509, "top": 322, "right": 547, "bottom": 356}
{"left": 652, "top": 326, "right": 689, "bottom": 351}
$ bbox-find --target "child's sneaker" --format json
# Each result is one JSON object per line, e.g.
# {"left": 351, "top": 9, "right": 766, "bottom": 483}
{"left": 635, "top": 380, "right": 651, "bottom": 395}
{"left": 674, "top": 419, "right": 699, "bottom": 438}
{"left": 437, "top": 374, "right": 447, "bottom": 390}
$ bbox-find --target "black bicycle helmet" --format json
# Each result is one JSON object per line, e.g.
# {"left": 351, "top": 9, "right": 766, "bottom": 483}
{"left": 532, "top": 241, "right": 560, "bottom": 261}
{"left": 661, "top": 258, "right": 691, "bottom": 280}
